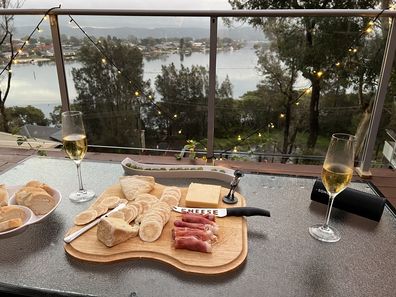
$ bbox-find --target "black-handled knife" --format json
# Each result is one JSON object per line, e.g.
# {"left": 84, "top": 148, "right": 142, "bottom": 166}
{"left": 172, "top": 206, "right": 270, "bottom": 217}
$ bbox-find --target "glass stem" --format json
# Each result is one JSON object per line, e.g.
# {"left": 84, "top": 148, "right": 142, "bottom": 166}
{"left": 323, "top": 193, "right": 336, "bottom": 229}
{"left": 75, "top": 162, "right": 85, "bottom": 191}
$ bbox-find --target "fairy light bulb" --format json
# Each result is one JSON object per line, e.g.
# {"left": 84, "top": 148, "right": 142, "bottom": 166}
{"left": 366, "top": 27, "right": 373, "bottom": 33}
{"left": 101, "top": 58, "right": 106, "bottom": 64}
{"left": 316, "top": 71, "right": 324, "bottom": 78}
{"left": 18, "top": 49, "right": 22, "bottom": 54}
{"left": 335, "top": 62, "right": 341, "bottom": 67}
{"left": 258, "top": 133, "right": 262, "bottom": 137}
{"left": 296, "top": 102, "right": 300, "bottom": 106}
{"left": 148, "top": 95, "right": 152, "bottom": 99}
{"left": 173, "top": 114, "right": 177, "bottom": 118}
{"left": 25, "top": 40, "right": 29, "bottom": 45}
{"left": 134, "top": 91, "right": 139, "bottom": 96}
{"left": 178, "top": 130, "right": 182, "bottom": 134}
{"left": 233, "top": 147, "right": 238, "bottom": 153}
{"left": 237, "top": 135, "right": 241, "bottom": 141}
{"left": 353, "top": 48, "right": 358, "bottom": 53}
{"left": 44, "top": 15, "right": 48, "bottom": 20}
{"left": 280, "top": 113, "right": 285, "bottom": 118}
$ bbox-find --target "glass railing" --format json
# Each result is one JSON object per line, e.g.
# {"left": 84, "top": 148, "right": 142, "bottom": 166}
{"left": 0, "top": 8, "right": 395, "bottom": 174}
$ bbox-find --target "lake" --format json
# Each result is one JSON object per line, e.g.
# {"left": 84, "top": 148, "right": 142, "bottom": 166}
{"left": 4, "top": 45, "right": 263, "bottom": 117}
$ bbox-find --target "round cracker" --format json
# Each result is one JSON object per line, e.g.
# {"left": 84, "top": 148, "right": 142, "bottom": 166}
{"left": 100, "top": 196, "right": 120, "bottom": 209}
{"left": 108, "top": 210, "right": 125, "bottom": 220}
{"left": 139, "top": 220, "right": 163, "bottom": 242}
{"left": 74, "top": 209, "right": 98, "bottom": 226}
{"left": 91, "top": 204, "right": 108, "bottom": 216}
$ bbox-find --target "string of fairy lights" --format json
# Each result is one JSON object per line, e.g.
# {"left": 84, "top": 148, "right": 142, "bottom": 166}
{"left": 0, "top": 5, "right": 61, "bottom": 77}
{"left": 67, "top": 15, "right": 184, "bottom": 135}
{"left": 0, "top": 7, "right": 389, "bottom": 158}
{"left": 218, "top": 8, "right": 387, "bottom": 157}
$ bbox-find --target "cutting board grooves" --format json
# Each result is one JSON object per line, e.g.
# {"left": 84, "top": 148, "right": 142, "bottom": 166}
{"left": 64, "top": 182, "right": 248, "bottom": 275}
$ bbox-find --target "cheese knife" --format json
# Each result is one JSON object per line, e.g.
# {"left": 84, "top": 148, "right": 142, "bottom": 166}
{"left": 172, "top": 206, "right": 270, "bottom": 217}
{"left": 63, "top": 203, "right": 127, "bottom": 244}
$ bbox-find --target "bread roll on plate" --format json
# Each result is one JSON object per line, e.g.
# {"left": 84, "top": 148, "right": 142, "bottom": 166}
{"left": 0, "top": 184, "right": 8, "bottom": 207}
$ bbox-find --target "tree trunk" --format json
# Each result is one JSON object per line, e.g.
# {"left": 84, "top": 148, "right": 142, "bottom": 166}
{"left": 0, "top": 101, "right": 9, "bottom": 133}
{"left": 307, "top": 78, "right": 320, "bottom": 149}
{"left": 281, "top": 102, "right": 291, "bottom": 163}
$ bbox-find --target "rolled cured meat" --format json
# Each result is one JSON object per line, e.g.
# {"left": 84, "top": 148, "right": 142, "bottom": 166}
{"left": 174, "top": 220, "right": 219, "bottom": 235}
{"left": 174, "top": 236, "right": 212, "bottom": 253}
{"left": 182, "top": 212, "right": 216, "bottom": 225}
{"left": 172, "top": 227, "right": 216, "bottom": 242}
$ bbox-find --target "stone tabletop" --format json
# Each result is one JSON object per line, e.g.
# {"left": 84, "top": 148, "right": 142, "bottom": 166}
{"left": 0, "top": 156, "right": 395, "bottom": 297}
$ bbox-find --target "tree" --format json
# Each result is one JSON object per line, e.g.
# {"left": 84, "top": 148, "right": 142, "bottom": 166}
{"left": 152, "top": 63, "right": 234, "bottom": 144}
{"left": 72, "top": 37, "right": 151, "bottom": 147}
{"left": 0, "top": 0, "right": 24, "bottom": 133}
{"left": 228, "top": 0, "right": 379, "bottom": 149}
{"left": 6, "top": 105, "right": 49, "bottom": 132}
{"left": 256, "top": 48, "right": 300, "bottom": 160}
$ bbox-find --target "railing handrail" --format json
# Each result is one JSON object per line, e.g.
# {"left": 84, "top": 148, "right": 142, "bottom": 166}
{"left": 0, "top": 8, "right": 395, "bottom": 17}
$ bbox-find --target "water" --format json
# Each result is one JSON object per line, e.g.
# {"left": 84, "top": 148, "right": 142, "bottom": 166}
{"left": 3, "top": 45, "right": 262, "bottom": 117}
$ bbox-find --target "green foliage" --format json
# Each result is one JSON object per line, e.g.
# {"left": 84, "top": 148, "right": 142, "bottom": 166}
{"left": 228, "top": 0, "right": 381, "bottom": 149}
{"left": 6, "top": 105, "right": 49, "bottom": 131}
{"left": 149, "top": 63, "right": 234, "bottom": 143}
{"left": 16, "top": 135, "right": 47, "bottom": 156}
{"left": 72, "top": 37, "right": 151, "bottom": 147}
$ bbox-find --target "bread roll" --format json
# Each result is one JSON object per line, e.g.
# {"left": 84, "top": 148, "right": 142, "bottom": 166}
{"left": 0, "top": 218, "right": 23, "bottom": 232}
{"left": 0, "top": 205, "right": 27, "bottom": 223}
{"left": 97, "top": 217, "right": 139, "bottom": 247}
{"left": 0, "top": 184, "right": 8, "bottom": 207}
{"left": 15, "top": 187, "right": 48, "bottom": 205}
{"left": 15, "top": 182, "right": 57, "bottom": 216}
{"left": 22, "top": 192, "right": 56, "bottom": 215}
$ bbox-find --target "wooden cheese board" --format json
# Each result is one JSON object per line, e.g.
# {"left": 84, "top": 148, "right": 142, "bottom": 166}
{"left": 64, "top": 182, "right": 248, "bottom": 275}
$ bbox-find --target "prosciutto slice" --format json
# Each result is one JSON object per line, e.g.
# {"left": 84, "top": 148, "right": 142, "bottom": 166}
{"left": 174, "top": 220, "right": 219, "bottom": 235}
{"left": 181, "top": 211, "right": 216, "bottom": 222}
{"left": 174, "top": 236, "right": 212, "bottom": 253}
{"left": 172, "top": 227, "right": 216, "bottom": 242}
{"left": 182, "top": 212, "right": 216, "bottom": 225}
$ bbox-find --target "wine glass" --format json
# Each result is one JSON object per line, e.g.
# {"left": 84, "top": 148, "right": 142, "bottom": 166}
{"left": 309, "top": 133, "right": 356, "bottom": 243}
{"left": 61, "top": 111, "right": 95, "bottom": 202}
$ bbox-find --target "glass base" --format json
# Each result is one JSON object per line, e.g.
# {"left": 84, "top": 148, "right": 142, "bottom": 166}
{"left": 69, "top": 189, "right": 95, "bottom": 203}
{"left": 309, "top": 224, "right": 340, "bottom": 243}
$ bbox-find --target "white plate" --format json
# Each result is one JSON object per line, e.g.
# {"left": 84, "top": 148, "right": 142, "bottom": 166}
{"left": 0, "top": 185, "right": 62, "bottom": 237}
{"left": 121, "top": 157, "right": 235, "bottom": 183}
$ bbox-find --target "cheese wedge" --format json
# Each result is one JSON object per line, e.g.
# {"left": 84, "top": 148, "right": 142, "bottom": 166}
{"left": 97, "top": 217, "right": 139, "bottom": 247}
{"left": 185, "top": 183, "right": 221, "bottom": 208}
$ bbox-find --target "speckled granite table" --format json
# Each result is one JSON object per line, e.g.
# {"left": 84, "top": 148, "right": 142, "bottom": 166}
{"left": 0, "top": 156, "right": 395, "bottom": 297}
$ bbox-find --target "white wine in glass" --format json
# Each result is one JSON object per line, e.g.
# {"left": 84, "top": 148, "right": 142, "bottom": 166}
{"left": 62, "top": 111, "right": 95, "bottom": 202}
{"left": 309, "top": 133, "right": 356, "bottom": 243}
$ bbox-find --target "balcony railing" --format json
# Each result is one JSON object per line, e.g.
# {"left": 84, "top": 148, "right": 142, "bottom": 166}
{"left": 1, "top": 8, "right": 395, "bottom": 176}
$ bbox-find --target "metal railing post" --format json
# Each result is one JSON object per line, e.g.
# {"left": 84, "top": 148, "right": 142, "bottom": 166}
{"left": 357, "top": 17, "right": 396, "bottom": 177}
{"left": 207, "top": 16, "right": 217, "bottom": 160}
{"left": 49, "top": 14, "right": 70, "bottom": 112}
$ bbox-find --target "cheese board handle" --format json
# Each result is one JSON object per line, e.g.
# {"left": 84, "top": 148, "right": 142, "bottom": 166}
{"left": 227, "top": 207, "right": 271, "bottom": 217}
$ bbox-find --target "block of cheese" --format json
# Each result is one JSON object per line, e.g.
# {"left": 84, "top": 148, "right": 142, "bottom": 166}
{"left": 185, "top": 183, "right": 221, "bottom": 208}
{"left": 97, "top": 217, "right": 139, "bottom": 247}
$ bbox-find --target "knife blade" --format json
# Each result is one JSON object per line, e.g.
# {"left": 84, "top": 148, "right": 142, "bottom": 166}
{"left": 172, "top": 206, "right": 270, "bottom": 217}
{"left": 63, "top": 203, "right": 127, "bottom": 244}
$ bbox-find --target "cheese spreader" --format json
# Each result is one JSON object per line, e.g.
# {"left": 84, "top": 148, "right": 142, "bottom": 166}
{"left": 64, "top": 203, "right": 127, "bottom": 243}
{"left": 172, "top": 206, "right": 270, "bottom": 217}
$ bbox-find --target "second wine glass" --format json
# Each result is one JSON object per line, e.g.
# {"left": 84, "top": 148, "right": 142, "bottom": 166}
{"left": 62, "top": 111, "right": 95, "bottom": 203}
{"left": 309, "top": 133, "right": 356, "bottom": 243}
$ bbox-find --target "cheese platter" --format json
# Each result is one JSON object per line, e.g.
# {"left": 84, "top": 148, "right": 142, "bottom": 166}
{"left": 64, "top": 177, "right": 249, "bottom": 275}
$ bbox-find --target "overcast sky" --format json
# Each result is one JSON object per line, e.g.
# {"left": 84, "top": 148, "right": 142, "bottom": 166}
{"left": 22, "top": 0, "right": 232, "bottom": 10}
